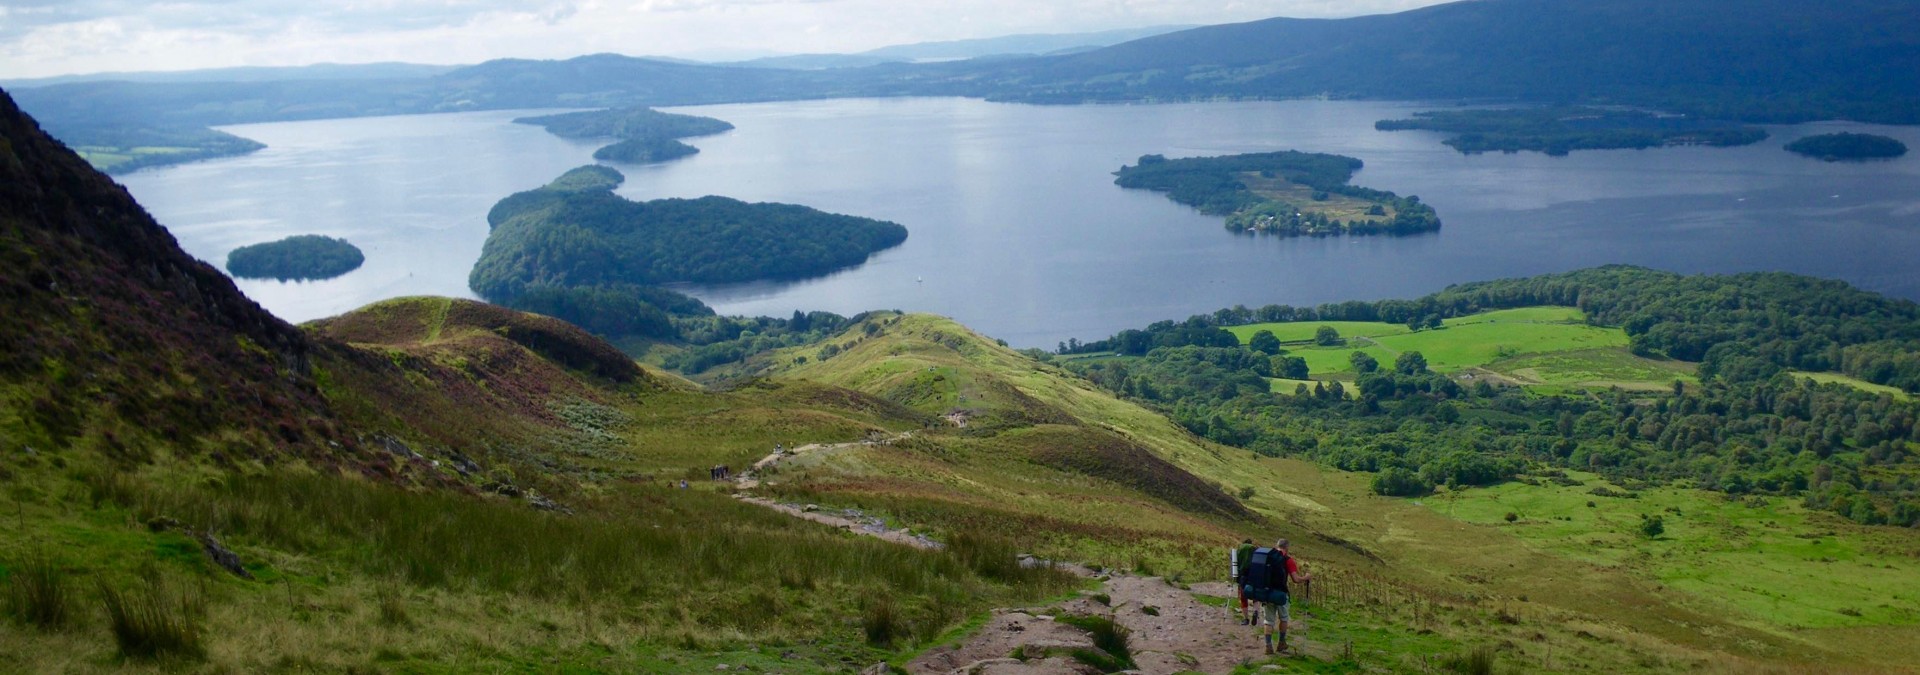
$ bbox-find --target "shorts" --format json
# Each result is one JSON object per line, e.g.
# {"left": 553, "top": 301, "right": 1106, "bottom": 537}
{"left": 1260, "top": 593, "right": 1291, "bottom": 626}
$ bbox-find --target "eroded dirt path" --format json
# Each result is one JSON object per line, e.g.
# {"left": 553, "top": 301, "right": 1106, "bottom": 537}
{"left": 906, "top": 574, "right": 1330, "bottom": 675}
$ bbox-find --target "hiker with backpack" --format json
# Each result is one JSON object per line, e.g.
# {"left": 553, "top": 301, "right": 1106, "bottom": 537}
{"left": 1240, "top": 538, "right": 1311, "bottom": 654}
{"left": 1230, "top": 538, "right": 1256, "bottom": 624}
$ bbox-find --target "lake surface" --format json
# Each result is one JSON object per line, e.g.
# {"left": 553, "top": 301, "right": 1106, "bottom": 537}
{"left": 121, "top": 98, "right": 1920, "bottom": 348}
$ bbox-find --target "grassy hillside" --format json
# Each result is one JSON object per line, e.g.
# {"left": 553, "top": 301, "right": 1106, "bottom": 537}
{"left": 743, "top": 312, "right": 1920, "bottom": 672}
{"left": 0, "top": 91, "right": 1089, "bottom": 671}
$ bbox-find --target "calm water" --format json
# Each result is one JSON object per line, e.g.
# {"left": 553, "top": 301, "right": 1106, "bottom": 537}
{"left": 121, "top": 98, "right": 1920, "bottom": 348}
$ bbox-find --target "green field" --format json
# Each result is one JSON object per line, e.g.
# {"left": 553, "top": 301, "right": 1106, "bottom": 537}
{"left": 1485, "top": 348, "right": 1697, "bottom": 391}
{"left": 74, "top": 145, "right": 198, "bottom": 171}
{"left": 1235, "top": 307, "right": 1636, "bottom": 383}
{"left": 1432, "top": 471, "right": 1920, "bottom": 633}
{"left": 1268, "top": 377, "right": 1356, "bottom": 398}
{"left": 1793, "top": 371, "right": 1914, "bottom": 401}
{"left": 1228, "top": 320, "right": 1410, "bottom": 344}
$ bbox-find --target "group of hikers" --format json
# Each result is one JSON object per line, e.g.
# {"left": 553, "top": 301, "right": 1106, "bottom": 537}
{"left": 708, "top": 464, "right": 733, "bottom": 480}
{"left": 1231, "top": 538, "right": 1311, "bottom": 655}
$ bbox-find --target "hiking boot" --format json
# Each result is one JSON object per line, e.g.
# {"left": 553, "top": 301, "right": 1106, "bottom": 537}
{"left": 1264, "top": 644, "right": 1274, "bottom": 655}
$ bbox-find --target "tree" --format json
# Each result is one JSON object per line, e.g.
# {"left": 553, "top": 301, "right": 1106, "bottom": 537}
{"left": 1350, "top": 351, "right": 1379, "bottom": 373}
{"left": 1395, "top": 351, "right": 1429, "bottom": 375}
{"left": 1372, "top": 467, "right": 1433, "bottom": 497}
{"left": 1275, "top": 356, "right": 1309, "bottom": 380}
{"left": 1314, "top": 325, "right": 1342, "bottom": 346}
{"left": 1638, "top": 514, "right": 1665, "bottom": 539}
{"left": 1249, "top": 330, "right": 1282, "bottom": 355}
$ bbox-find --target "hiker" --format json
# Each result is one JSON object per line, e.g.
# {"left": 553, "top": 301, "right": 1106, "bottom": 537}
{"left": 1242, "top": 538, "right": 1310, "bottom": 654}
{"left": 1231, "top": 538, "right": 1256, "bottom": 625}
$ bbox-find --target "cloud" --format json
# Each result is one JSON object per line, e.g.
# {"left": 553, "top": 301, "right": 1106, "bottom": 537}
{"left": 0, "top": 0, "right": 1457, "bottom": 79}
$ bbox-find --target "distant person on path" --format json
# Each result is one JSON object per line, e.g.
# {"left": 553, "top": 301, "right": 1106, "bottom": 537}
{"left": 1231, "top": 538, "right": 1256, "bottom": 624}
{"left": 1254, "top": 539, "right": 1310, "bottom": 654}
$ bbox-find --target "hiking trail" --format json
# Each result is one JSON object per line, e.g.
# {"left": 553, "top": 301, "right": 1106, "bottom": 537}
{"left": 728, "top": 433, "right": 1331, "bottom": 674}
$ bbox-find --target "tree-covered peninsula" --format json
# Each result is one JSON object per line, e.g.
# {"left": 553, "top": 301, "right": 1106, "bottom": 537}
{"left": 225, "top": 234, "right": 364, "bottom": 281}
{"left": 469, "top": 166, "right": 906, "bottom": 338}
{"left": 1115, "top": 151, "right": 1439, "bottom": 237}
{"left": 515, "top": 107, "right": 733, "bottom": 164}
{"left": 1785, "top": 132, "right": 1909, "bottom": 161}
{"left": 1374, "top": 107, "right": 1768, "bottom": 156}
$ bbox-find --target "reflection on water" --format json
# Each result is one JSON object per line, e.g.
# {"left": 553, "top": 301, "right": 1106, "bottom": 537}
{"left": 121, "top": 98, "right": 1920, "bottom": 347}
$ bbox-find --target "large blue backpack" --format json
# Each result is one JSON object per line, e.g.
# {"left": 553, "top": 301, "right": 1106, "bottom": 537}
{"left": 1241, "top": 547, "right": 1289, "bottom": 603}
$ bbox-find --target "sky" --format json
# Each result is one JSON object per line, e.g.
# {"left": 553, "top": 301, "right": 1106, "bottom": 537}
{"left": 0, "top": 0, "right": 1453, "bottom": 79}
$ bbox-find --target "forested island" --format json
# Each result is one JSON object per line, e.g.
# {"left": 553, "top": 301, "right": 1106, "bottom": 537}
{"left": 1374, "top": 107, "right": 1769, "bottom": 156}
{"left": 515, "top": 107, "right": 733, "bottom": 164}
{"left": 592, "top": 137, "right": 699, "bottom": 163}
{"left": 1785, "top": 132, "right": 1910, "bottom": 161}
{"left": 468, "top": 165, "right": 906, "bottom": 340}
{"left": 1056, "top": 266, "right": 1920, "bottom": 528}
{"left": 1114, "top": 151, "right": 1439, "bottom": 236}
{"left": 225, "top": 234, "right": 364, "bottom": 281}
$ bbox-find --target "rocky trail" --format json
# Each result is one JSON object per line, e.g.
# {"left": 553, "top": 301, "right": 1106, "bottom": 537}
{"left": 729, "top": 435, "right": 1330, "bottom": 674}
{"left": 905, "top": 574, "right": 1332, "bottom": 675}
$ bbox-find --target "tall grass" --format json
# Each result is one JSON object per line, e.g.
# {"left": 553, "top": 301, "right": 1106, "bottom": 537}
{"left": 5, "top": 548, "right": 73, "bottom": 630}
{"left": 1438, "top": 645, "right": 1496, "bottom": 675}
{"left": 99, "top": 575, "right": 205, "bottom": 661}
{"left": 85, "top": 470, "right": 1074, "bottom": 644}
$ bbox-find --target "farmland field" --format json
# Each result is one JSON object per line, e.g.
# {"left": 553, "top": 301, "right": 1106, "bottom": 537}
{"left": 1235, "top": 307, "right": 1632, "bottom": 380}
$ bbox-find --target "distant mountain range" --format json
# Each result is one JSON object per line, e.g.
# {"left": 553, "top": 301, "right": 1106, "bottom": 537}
{"left": 0, "top": 62, "right": 460, "bottom": 89}
{"left": 10, "top": 0, "right": 1919, "bottom": 173}
{"left": 941, "top": 0, "right": 1920, "bottom": 122}
{"left": 727, "top": 25, "right": 1194, "bottom": 70}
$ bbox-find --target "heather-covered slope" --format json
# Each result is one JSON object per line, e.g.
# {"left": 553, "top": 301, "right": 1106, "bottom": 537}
{"left": 0, "top": 87, "right": 342, "bottom": 465}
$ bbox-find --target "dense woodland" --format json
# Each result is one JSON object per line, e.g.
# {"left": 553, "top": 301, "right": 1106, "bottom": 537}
{"left": 1374, "top": 107, "right": 1768, "bottom": 155}
{"left": 468, "top": 166, "right": 905, "bottom": 344}
{"left": 1060, "top": 267, "right": 1920, "bottom": 527}
{"left": 1114, "top": 152, "right": 1439, "bottom": 236}
{"left": 1785, "top": 132, "right": 1910, "bottom": 161}
{"left": 224, "top": 234, "right": 364, "bottom": 281}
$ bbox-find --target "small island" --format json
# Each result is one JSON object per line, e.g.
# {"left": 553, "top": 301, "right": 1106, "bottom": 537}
{"left": 1114, "top": 151, "right": 1440, "bottom": 237}
{"left": 515, "top": 107, "right": 733, "bottom": 165}
{"left": 1785, "top": 132, "right": 1909, "bottom": 161}
{"left": 1375, "top": 107, "right": 1768, "bottom": 156}
{"left": 226, "top": 234, "right": 364, "bottom": 281}
{"left": 469, "top": 166, "right": 907, "bottom": 336}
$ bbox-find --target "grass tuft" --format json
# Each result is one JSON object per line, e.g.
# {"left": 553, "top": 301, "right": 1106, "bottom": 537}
{"left": 1437, "top": 645, "right": 1496, "bottom": 675}
{"left": 5, "top": 548, "right": 74, "bottom": 631}
{"left": 862, "top": 594, "right": 902, "bottom": 647}
{"left": 99, "top": 575, "right": 206, "bottom": 661}
{"left": 1057, "top": 614, "right": 1132, "bottom": 672}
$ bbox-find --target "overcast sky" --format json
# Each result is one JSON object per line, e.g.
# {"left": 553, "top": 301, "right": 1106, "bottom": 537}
{"left": 0, "top": 0, "right": 1455, "bottom": 79}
